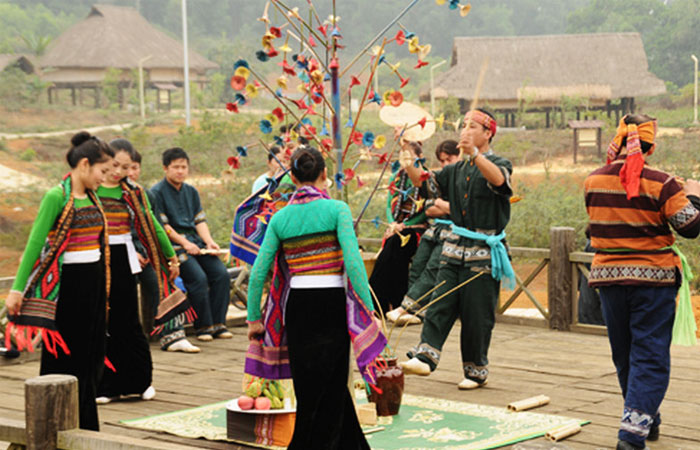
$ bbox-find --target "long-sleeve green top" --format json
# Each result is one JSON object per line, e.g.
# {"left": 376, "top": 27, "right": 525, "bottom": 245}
{"left": 247, "top": 198, "right": 373, "bottom": 322}
{"left": 96, "top": 184, "right": 175, "bottom": 259}
{"left": 12, "top": 186, "right": 95, "bottom": 292}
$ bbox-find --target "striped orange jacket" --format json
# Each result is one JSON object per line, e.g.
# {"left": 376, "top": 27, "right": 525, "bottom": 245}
{"left": 584, "top": 157, "right": 700, "bottom": 287}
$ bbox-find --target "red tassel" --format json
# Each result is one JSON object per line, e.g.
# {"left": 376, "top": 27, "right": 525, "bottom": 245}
{"left": 368, "top": 383, "right": 383, "bottom": 395}
{"left": 104, "top": 357, "right": 116, "bottom": 372}
{"left": 620, "top": 151, "right": 644, "bottom": 199}
{"left": 5, "top": 322, "right": 13, "bottom": 351}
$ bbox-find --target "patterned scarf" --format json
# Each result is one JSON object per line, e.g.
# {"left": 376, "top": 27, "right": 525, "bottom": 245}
{"left": 230, "top": 172, "right": 295, "bottom": 265}
{"left": 245, "top": 185, "right": 387, "bottom": 385}
{"left": 119, "top": 179, "right": 194, "bottom": 332}
{"left": 389, "top": 170, "right": 424, "bottom": 223}
{"left": 6, "top": 174, "right": 110, "bottom": 357}
{"left": 606, "top": 116, "right": 657, "bottom": 199}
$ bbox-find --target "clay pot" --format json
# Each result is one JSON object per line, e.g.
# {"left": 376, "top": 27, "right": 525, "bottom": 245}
{"left": 368, "top": 357, "right": 404, "bottom": 416}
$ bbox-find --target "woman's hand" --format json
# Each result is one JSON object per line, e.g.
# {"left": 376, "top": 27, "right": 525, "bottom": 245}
{"left": 683, "top": 179, "right": 700, "bottom": 198}
{"left": 247, "top": 321, "right": 264, "bottom": 341}
{"left": 137, "top": 253, "right": 149, "bottom": 269}
{"left": 5, "top": 291, "right": 23, "bottom": 316}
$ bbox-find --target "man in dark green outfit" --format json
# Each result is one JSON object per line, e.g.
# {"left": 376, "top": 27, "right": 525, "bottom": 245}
{"left": 386, "top": 140, "right": 461, "bottom": 325}
{"left": 400, "top": 109, "right": 514, "bottom": 390}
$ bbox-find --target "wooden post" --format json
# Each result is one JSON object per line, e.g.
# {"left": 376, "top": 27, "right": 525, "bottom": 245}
{"left": 596, "top": 127, "right": 602, "bottom": 158}
{"left": 94, "top": 87, "right": 101, "bottom": 108}
{"left": 47, "top": 87, "right": 52, "bottom": 105}
{"left": 573, "top": 129, "right": 579, "bottom": 164}
{"left": 546, "top": 110, "right": 550, "bottom": 128}
{"left": 548, "top": 227, "right": 575, "bottom": 331}
{"left": 71, "top": 87, "right": 76, "bottom": 106}
{"left": 25, "top": 374, "right": 79, "bottom": 450}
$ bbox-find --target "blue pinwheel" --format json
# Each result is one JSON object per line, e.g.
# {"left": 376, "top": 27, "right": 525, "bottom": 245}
{"left": 391, "top": 160, "right": 401, "bottom": 173}
{"left": 235, "top": 93, "right": 247, "bottom": 105}
{"left": 255, "top": 50, "right": 269, "bottom": 62}
{"left": 259, "top": 119, "right": 273, "bottom": 134}
{"left": 413, "top": 156, "right": 426, "bottom": 168}
{"left": 362, "top": 132, "right": 375, "bottom": 147}
{"left": 273, "top": 135, "right": 284, "bottom": 146}
{"left": 236, "top": 146, "right": 248, "bottom": 157}
{"left": 334, "top": 172, "right": 345, "bottom": 189}
{"left": 233, "top": 59, "right": 249, "bottom": 70}
{"left": 371, "top": 216, "right": 381, "bottom": 229}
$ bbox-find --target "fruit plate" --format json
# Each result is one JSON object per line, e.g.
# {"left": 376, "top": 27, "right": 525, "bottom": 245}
{"left": 226, "top": 399, "right": 296, "bottom": 415}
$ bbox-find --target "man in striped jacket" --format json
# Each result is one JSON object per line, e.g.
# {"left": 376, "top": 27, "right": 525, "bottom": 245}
{"left": 584, "top": 114, "right": 700, "bottom": 450}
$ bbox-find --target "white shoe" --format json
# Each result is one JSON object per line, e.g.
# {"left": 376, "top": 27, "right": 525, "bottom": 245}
{"left": 141, "top": 386, "right": 156, "bottom": 401}
{"left": 386, "top": 308, "right": 404, "bottom": 323}
{"left": 96, "top": 396, "right": 115, "bottom": 404}
{"left": 166, "top": 339, "right": 201, "bottom": 353}
{"left": 399, "top": 358, "right": 431, "bottom": 376}
{"left": 395, "top": 314, "right": 422, "bottom": 326}
{"left": 197, "top": 334, "right": 214, "bottom": 342}
{"left": 457, "top": 378, "right": 487, "bottom": 390}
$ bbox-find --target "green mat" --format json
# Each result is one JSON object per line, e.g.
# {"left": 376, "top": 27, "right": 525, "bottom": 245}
{"left": 122, "top": 394, "right": 587, "bottom": 450}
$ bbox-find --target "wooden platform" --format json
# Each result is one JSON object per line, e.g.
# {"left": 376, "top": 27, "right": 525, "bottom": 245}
{"left": 2, "top": 322, "right": 700, "bottom": 449}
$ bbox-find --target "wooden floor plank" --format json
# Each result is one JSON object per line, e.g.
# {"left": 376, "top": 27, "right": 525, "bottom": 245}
{"left": 2, "top": 322, "right": 699, "bottom": 449}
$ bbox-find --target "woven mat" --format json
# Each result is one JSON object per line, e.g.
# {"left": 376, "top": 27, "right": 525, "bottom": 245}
{"left": 121, "top": 394, "right": 587, "bottom": 450}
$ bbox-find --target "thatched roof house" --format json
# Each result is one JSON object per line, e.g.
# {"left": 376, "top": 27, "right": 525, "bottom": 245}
{"left": 39, "top": 4, "right": 218, "bottom": 107}
{"left": 420, "top": 33, "right": 665, "bottom": 124}
{"left": 0, "top": 54, "right": 36, "bottom": 74}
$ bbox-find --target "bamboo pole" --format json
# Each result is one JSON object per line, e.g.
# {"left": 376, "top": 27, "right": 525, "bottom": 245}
{"left": 507, "top": 395, "right": 550, "bottom": 412}
{"left": 386, "top": 280, "right": 445, "bottom": 343}
{"left": 392, "top": 271, "right": 484, "bottom": 350}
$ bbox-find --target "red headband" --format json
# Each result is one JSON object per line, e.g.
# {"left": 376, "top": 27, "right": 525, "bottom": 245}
{"left": 464, "top": 110, "right": 497, "bottom": 137}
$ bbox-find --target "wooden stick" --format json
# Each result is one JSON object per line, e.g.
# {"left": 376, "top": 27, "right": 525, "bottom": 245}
{"left": 353, "top": 126, "right": 406, "bottom": 230}
{"left": 270, "top": 1, "right": 329, "bottom": 74}
{"left": 392, "top": 272, "right": 484, "bottom": 351}
{"left": 386, "top": 280, "right": 446, "bottom": 343}
{"left": 274, "top": 0, "right": 329, "bottom": 50}
{"left": 457, "top": 58, "right": 489, "bottom": 157}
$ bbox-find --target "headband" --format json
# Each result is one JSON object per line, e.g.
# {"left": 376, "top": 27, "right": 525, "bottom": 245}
{"left": 607, "top": 116, "right": 657, "bottom": 199}
{"left": 464, "top": 110, "right": 497, "bottom": 137}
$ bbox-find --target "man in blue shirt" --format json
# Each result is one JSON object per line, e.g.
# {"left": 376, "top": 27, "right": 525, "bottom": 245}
{"left": 151, "top": 147, "right": 231, "bottom": 342}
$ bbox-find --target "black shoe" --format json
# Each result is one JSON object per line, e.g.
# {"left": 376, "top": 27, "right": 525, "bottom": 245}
{"left": 647, "top": 423, "right": 659, "bottom": 441}
{"left": 616, "top": 440, "right": 648, "bottom": 450}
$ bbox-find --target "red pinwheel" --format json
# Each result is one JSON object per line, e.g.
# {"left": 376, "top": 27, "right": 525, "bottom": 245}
{"left": 349, "top": 76, "right": 361, "bottom": 89}
{"left": 417, "top": 117, "right": 427, "bottom": 129}
{"left": 279, "top": 60, "right": 296, "bottom": 76}
{"left": 293, "top": 98, "right": 308, "bottom": 110}
{"left": 357, "top": 177, "right": 365, "bottom": 188}
{"left": 267, "top": 46, "right": 279, "bottom": 58}
{"left": 400, "top": 76, "right": 411, "bottom": 89}
{"left": 419, "top": 171, "right": 431, "bottom": 182}
{"left": 329, "top": 58, "right": 339, "bottom": 69}
{"left": 344, "top": 168, "right": 356, "bottom": 181}
{"left": 318, "top": 24, "right": 328, "bottom": 37}
{"left": 227, "top": 156, "right": 240, "bottom": 169}
{"left": 321, "top": 138, "right": 333, "bottom": 152}
{"left": 271, "top": 107, "right": 285, "bottom": 121}
{"left": 378, "top": 153, "right": 389, "bottom": 164}
{"left": 351, "top": 131, "right": 364, "bottom": 146}
{"left": 395, "top": 30, "right": 406, "bottom": 45}
{"left": 414, "top": 59, "right": 429, "bottom": 69}
{"left": 269, "top": 26, "right": 282, "bottom": 38}
{"left": 308, "top": 35, "right": 317, "bottom": 47}
{"left": 230, "top": 75, "right": 246, "bottom": 91}
{"left": 225, "top": 102, "right": 239, "bottom": 113}
{"left": 388, "top": 91, "right": 404, "bottom": 107}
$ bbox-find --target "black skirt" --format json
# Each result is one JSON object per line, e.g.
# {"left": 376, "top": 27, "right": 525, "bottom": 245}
{"left": 285, "top": 287, "right": 370, "bottom": 450}
{"left": 40, "top": 261, "right": 106, "bottom": 431}
{"left": 369, "top": 228, "right": 422, "bottom": 312}
{"left": 98, "top": 244, "right": 153, "bottom": 398}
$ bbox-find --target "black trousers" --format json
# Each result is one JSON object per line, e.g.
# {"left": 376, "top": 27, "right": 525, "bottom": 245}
{"left": 40, "top": 261, "right": 106, "bottom": 431}
{"left": 98, "top": 244, "right": 153, "bottom": 397}
{"left": 285, "top": 288, "right": 370, "bottom": 450}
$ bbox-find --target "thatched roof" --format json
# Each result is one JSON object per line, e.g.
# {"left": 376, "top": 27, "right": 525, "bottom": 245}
{"left": 0, "top": 54, "right": 36, "bottom": 74}
{"left": 40, "top": 4, "right": 218, "bottom": 72}
{"left": 419, "top": 33, "right": 665, "bottom": 107}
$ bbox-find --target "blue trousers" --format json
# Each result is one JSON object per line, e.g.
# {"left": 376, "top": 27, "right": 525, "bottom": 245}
{"left": 179, "top": 254, "right": 230, "bottom": 333}
{"left": 599, "top": 285, "right": 676, "bottom": 447}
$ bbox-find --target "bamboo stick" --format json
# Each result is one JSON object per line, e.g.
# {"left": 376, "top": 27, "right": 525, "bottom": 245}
{"left": 506, "top": 395, "right": 550, "bottom": 412}
{"left": 386, "top": 280, "right": 445, "bottom": 343}
{"left": 270, "top": 1, "right": 329, "bottom": 74}
{"left": 545, "top": 423, "right": 581, "bottom": 442}
{"left": 392, "top": 272, "right": 484, "bottom": 350}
